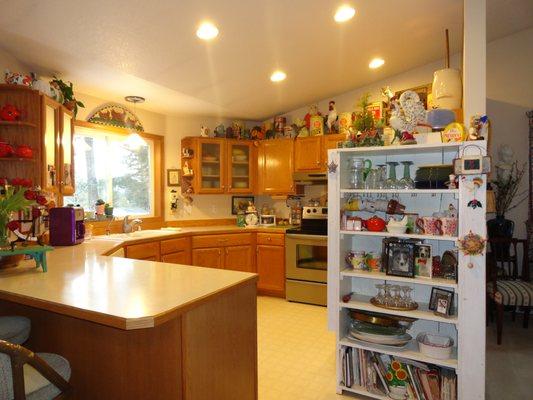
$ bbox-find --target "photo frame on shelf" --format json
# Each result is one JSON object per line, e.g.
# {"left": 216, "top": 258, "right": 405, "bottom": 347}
{"left": 414, "top": 244, "right": 432, "bottom": 278}
{"left": 167, "top": 169, "right": 181, "bottom": 187}
{"left": 429, "top": 287, "right": 454, "bottom": 316}
{"left": 231, "top": 196, "right": 254, "bottom": 215}
{"left": 385, "top": 241, "right": 415, "bottom": 278}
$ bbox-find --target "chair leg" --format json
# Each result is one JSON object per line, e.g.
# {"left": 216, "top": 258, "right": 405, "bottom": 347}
{"left": 496, "top": 303, "right": 504, "bottom": 345}
{"left": 524, "top": 307, "right": 530, "bottom": 329}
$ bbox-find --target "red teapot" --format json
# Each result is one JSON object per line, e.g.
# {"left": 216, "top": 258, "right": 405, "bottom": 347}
{"left": 0, "top": 104, "right": 21, "bottom": 121}
{"left": 363, "top": 216, "right": 387, "bottom": 232}
{"left": 0, "top": 142, "right": 15, "bottom": 158}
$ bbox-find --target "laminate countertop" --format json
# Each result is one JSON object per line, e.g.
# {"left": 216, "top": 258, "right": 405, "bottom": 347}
{"left": 0, "top": 225, "right": 287, "bottom": 330}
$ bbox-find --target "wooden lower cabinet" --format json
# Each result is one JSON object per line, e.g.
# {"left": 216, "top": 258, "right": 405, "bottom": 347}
{"left": 161, "top": 251, "right": 191, "bottom": 265}
{"left": 125, "top": 242, "right": 160, "bottom": 261}
{"left": 224, "top": 245, "right": 254, "bottom": 273}
{"left": 192, "top": 247, "right": 223, "bottom": 269}
{"left": 256, "top": 244, "right": 285, "bottom": 297}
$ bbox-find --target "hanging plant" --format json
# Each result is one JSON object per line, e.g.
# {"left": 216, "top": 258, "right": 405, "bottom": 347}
{"left": 50, "top": 76, "right": 85, "bottom": 117}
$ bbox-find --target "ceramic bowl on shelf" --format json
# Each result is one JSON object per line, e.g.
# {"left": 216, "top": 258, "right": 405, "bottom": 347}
{"left": 416, "top": 332, "right": 454, "bottom": 359}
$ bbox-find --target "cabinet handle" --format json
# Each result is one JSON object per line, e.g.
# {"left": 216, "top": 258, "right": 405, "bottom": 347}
{"left": 225, "top": 248, "right": 228, "bottom": 255}
{"left": 267, "top": 237, "right": 271, "bottom": 241}
{"left": 218, "top": 249, "right": 221, "bottom": 255}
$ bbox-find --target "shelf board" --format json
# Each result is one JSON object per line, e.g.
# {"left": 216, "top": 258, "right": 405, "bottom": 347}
{"left": 340, "top": 189, "right": 458, "bottom": 195}
{"left": 339, "top": 230, "right": 458, "bottom": 242}
{"left": 0, "top": 120, "right": 37, "bottom": 128}
{"left": 339, "top": 337, "right": 458, "bottom": 369}
{"left": 232, "top": 176, "right": 249, "bottom": 179}
{"left": 232, "top": 160, "right": 249, "bottom": 165}
{"left": 0, "top": 157, "right": 36, "bottom": 162}
{"left": 340, "top": 295, "right": 458, "bottom": 325}
{"left": 334, "top": 141, "right": 464, "bottom": 155}
{"left": 201, "top": 159, "right": 220, "bottom": 164}
{"left": 201, "top": 175, "right": 220, "bottom": 179}
{"left": 340, "top": 269, "right": 457, "bottom": 289}
{"left": 339, "top": 385, "right": 388, "bottom": 399}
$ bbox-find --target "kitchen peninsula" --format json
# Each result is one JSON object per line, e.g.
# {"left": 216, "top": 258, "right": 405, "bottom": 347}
{"left": 0, "top": 233, "right": 258, "bottom": 400}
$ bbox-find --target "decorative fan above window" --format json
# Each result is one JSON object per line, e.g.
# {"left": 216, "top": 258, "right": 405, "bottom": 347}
{"left": 86, "top": 103, "right": 144, "bottom": 132}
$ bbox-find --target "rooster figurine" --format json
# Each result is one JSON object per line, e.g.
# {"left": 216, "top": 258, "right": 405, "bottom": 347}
{"left": 326, "top": 101, "right": 338, "bottom": 133}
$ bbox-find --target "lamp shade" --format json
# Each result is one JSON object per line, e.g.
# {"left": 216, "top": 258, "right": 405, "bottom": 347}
{"left": 432, "top": 68, "right": 462, "bottom": 109}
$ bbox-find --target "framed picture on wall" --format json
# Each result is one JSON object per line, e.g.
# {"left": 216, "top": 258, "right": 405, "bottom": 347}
{"left": 232, "top": 196, "right": 254, "bottom": 215}
{"left": 167, "top": 169, "right": 181, "bottom": 187}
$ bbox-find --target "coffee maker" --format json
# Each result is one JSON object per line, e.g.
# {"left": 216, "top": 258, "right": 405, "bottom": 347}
{"left": 49, "top": 207, "right": 85, "bottom": 246}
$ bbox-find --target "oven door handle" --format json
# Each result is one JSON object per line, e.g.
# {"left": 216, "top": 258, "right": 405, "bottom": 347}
{"left": 286, "top": 234, "right": 327, "bottom": 241}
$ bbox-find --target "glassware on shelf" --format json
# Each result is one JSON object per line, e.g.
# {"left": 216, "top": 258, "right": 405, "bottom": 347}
{"left": 402, "top": 286, "right": 414, "bottom": 308}
{"left": 385, "top": 161, "right": 399, "bottom": 189}
{"left": 375, "top": 284, "right": 385, "bottom": 305}
{"left": 382, "top": 284, "right": 393, "bottom": 307}
{"left": 398, "top": 161, "right": 415, "bottom": 189}
{"left": 391, "top": 285, "right": 402, "bottom": 307}
{"left": 347, "top": 157, "right": 371, "bottom": 189}
{"left": 376, "top": 164, "right": 387, "bottom": 189}
{"left": 365, "top": 169, "right": 379, "bottom": 190}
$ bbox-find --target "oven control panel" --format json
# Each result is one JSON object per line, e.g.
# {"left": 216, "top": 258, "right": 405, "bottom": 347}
{"left": 302, "top": 207, "right": 328, "bottom": 219}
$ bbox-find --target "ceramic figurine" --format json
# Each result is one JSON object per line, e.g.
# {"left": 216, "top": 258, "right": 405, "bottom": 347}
{"left": 232, "top": 121, "right": 244, "bottom": 139}
{"left": 4, "top": 69, "right": 32, "bottom": 86}
{"left": 468, "top": 114, "right": 489, "bottom": 141}
{"left": 31, "top": 73, "right": 54, "bottom": 98}
{"left": 241, "top": 128, "right": 251, "bottom": 140}
{"left": 214, "top": 124, "right": 225, "bottom": 138}
{"left": 250, "top": 126, "right": 262, "bottom": 140}
{"left": 200, "top": 125, "right": 209, "bottom": 137}
{"left": 389, "top": 90, "right": 427, "bottom": 133}
{"left": 326, "top": 101, "right": 338, "bottom": 133}
{"left": 225, "top": 126, "right": 234, "bottom": 138}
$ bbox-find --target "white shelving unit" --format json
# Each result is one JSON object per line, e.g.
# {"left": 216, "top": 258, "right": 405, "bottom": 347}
{"left": 327, "top": 141, "right": 487, "bottom": 399}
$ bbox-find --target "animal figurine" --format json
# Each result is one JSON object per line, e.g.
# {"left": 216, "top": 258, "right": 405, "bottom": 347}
{"left": 326, "top": 100, "right": 338, "bottom": 133}
{"left": 200, "top": 125, "right": 209, "bottom": 137}
{"left": 387, "top": 216, "right": 409, "bottom": 234}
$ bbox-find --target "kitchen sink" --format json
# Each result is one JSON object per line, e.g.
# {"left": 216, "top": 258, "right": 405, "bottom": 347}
{"left": 99, "top": 229, "right": 182, "bottom": 240}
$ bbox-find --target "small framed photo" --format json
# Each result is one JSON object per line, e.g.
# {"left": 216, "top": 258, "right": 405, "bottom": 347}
{"left": 167, "top": 169, "right": 181, "bottom": 187}
{"left": 429, "top": 287, "right": 454, "bottom": 316}
{"left": 231, "top": 196, "right": 254, "bottom": 215}
{"left": 386, "top": 241, "right": 415, "bottom": 278}
{"left": 414, "top": 244, "right": 432, "bottom": 278}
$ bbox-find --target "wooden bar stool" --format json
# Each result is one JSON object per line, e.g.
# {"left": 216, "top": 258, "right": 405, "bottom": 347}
{"left": 0, "top": 317, "right": 31, "bottom": 345}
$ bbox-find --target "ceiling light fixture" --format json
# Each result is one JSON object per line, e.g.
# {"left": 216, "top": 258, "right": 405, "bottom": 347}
{"left": 369, "top": 58, "right": 385, "bottom": 69}
{"left": 196, "top": 22, "right": 219, "bottom": 40}
{"left": 124, "top": 96, "right": 146, "bottom": 150}
{"left": 270, "top": 70, "right": 287, "bottom": 82}
{"left": 334, "top": 5, "right": 356, "bottom": 23}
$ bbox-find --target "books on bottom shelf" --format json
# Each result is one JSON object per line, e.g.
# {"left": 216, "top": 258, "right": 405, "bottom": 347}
{"left": 340, "top": 347, "right": 456, "bottom": 400}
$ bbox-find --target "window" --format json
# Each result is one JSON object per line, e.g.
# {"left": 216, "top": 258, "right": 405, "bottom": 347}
{"left": 64, "top": 126, "right": 155, "bottom": 217}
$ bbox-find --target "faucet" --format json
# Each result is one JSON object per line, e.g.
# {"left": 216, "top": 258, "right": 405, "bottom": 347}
{"left": 123, "top": 215, "right": 143, "bottom": 233}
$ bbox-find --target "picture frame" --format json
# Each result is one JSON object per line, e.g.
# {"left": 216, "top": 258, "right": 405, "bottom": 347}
{"left": 414, "top": 244, "right": 432, "bottom": 278}
{"left": 231, "top": 196, "right": 254, "bottom": 215}
{"left": 167, "top": 169, "right": 181, "bottom": 187}
{"left": 429, "top": 287, "right": 454, "bottom": 316}
{"left": 385, "top": 241, "right": 415, "bottom": 278}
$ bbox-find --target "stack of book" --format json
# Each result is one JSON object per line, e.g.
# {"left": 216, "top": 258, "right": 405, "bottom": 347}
{"left": 340, "top": 347, "right": 457, "bottom": 400}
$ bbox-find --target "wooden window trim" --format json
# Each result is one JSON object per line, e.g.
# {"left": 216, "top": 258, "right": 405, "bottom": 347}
{"left": 70, "top": 120, "right": 165, "bottom": 228}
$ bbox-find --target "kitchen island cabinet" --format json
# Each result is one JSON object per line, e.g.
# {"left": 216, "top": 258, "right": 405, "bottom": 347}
{"left": 0, "top": 238, "right": 257, "bottom": 400}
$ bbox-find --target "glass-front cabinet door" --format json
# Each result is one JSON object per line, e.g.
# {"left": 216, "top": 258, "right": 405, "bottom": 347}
{"left": 198, "top": 139, "right": 224, "bottom": 193}
{"left": 227, "top": 140, "right": 253, "bottom": 193}
{"left": 42, "top": 98, "right": 60, "bottom": 192}
{"left": 59, "top": 108, "right": 75, "bottom": 195}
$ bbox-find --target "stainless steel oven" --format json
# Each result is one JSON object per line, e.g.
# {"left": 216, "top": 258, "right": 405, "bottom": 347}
{"left": 285, "top": 207, "right": 328, "bottom": 306}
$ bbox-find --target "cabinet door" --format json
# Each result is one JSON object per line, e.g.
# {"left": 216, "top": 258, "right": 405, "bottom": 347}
{"left": 126, "top": 242, "right": 160, "bottom": 261}
{"left": 192, "top": 247, "right": 223, "bottom": 269}
{"left": 59, "top": 107, "right": 75, "bottom": 195}
{"left": 161, "top": 251, "right": 191, "bottom": 265}
{"left": 224, "top": 245, "right": 254, "bottom": 272}
{"left": 256, "top": 245, "right": 285, "bottom": 297}
{"left": 294, "top": 136, "right": 323, "bottom": 171}
{"left": 227, "top": 141, "right": 254, "bottom": 193}
{"left": 323, "top": 133, "right": 344, "bottom": 166}
{"left": 257, "top": 139, "right": 294, "bottom": 195}
{"left": 42, "top": 97, "right": 61, "bottom": 192}
{"left": 198, "top": 139, "right": 225, "bottom": 194}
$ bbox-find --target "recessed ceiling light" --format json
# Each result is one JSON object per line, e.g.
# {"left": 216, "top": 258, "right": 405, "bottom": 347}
{"left": 334, "top": 5, "right": 356, "bottom": 23}
{"left": 196, "top": 22, "right": 219, "bottom": 40}
{"left": 270, "top": 70, "right": 287, "bottom": 82}
{"left": 369, "top": 58, "right": 385, "bottom": 69}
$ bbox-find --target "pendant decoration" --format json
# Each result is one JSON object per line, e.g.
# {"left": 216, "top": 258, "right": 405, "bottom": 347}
{"left": 463, "top": 176, "right": 483, "bottom": 209}
{"left": 328, "top": 160, "right": 338, "bottom": 174}
{"left": 458, "top": 231, "right": 486, "bottom": 256}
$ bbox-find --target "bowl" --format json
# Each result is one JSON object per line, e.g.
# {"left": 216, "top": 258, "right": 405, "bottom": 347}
{"left": 386, "top": 225, "right": 408, "bottom": 234}
{"left": 417, "top": 332, "right": 454, "bottom": 360}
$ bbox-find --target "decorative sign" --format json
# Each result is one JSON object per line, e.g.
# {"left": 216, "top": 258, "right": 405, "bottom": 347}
{"left": 86, "top": 103, "right": 144, "bottom": 132}
{"left": 458, "top": 231, "right": 486, "bottom": 256}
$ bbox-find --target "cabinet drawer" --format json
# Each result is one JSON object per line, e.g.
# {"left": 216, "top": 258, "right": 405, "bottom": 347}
{"left": 192, "top": 233, "right": 252, "bottom": 249}
{"left": 126, "top": 242, "right": 160, "bottom": 260}
{"left": 161, "top": 251, "right": 191, "bottom": 265}
{"left": 161, "top": 237, "right": 190, "bottom": 255}
{"left": 257, "top": 233, "right": 284, "bottom": 246}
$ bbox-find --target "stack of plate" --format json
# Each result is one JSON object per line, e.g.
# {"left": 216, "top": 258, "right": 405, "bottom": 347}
{"left": 349, "top": 322, "right": 412, "bottom": 347}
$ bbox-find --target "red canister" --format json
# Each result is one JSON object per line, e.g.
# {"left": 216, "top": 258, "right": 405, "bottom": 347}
{"left": 15, "top": 144, "right": 33, "bottom": 159}
{"left": 0, "top": 142, "right": 15, "bottom": 158}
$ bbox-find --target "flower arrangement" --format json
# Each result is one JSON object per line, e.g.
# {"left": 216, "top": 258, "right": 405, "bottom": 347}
{"left": 0, "top": 178, "right": 48, "bottom": 248}
{"left": 343, "top": 93, "right": 384, "bottom": 147}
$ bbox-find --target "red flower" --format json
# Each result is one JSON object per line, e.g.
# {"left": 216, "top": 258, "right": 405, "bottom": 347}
{"left": 36, "top": 195, "right": 47, "bottom": 205}
{"left": 10, "top": 178, "right": 21, "bottom": 186}
{"left": 0, "top": 178, "right": 7, "bottom": 185}
{"left": 21, "top": 179, "right": 32, "bottom": 187}
{"left": 7, "top": 221, "right": 20, "bottom": 232}
{"left": 32, "top": 208, "right": 41, "bottom": 218}
{"left": 24, "top": 190, "right": 37, "bottom": 200}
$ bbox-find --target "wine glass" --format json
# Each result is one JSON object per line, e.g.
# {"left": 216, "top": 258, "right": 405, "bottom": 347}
{"left": 376, "top": 164, "right": 387, "bottom": 189}
{"left": 402, "top": 286, "right": 414, "bottom": 308}
{"left": 391, "top": 285, "right": 402, "bottom": 307}
{"left": 398, "top": 161, "right": 415, "bottom": 189}
{"left": 375, "top": 284, "right": 385, "bottom": 305}
{"left": 385, "top": 162, "right": 399, "bottom": 189}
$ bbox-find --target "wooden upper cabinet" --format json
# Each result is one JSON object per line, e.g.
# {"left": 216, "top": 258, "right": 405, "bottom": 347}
{"left": 226, "top": 140, "right": 254, "bottom": 194}
{"left": 257, "top": 139, "right": 294, "bottom": 195}
{"left": 294, "top": 136, "right": 323, "bottom": 172}
{"left": 323, "top": 133, "right": 344, "bottom": 163}
{"left": 198, "top": 139, "right": 225, "bottom": 194}
{"left": 42, "top": 97, "right": 61, "bottom": 192}
{"left": 58, "top": 107, "right": 75, "bottom": 195}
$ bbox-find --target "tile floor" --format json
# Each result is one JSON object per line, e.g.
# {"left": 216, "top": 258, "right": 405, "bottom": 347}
{"left": 257, "top": 296, "right": 532, "bottom": 400}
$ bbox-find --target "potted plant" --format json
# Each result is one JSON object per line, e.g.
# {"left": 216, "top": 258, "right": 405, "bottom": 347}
{"left": 104, "top": 203, "right": 114, "bottom": 217}
{"left": 50, "top": 76, "right": 85, "bottom": 116}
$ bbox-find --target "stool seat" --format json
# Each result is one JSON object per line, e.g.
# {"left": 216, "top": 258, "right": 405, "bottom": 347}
{"left": 0, "top": 317, "right": 31, "bottom": 345}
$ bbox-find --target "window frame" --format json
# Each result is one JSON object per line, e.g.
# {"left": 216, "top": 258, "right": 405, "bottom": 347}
{"left": 68, "top": 120, "right": 164, "bottom": 232}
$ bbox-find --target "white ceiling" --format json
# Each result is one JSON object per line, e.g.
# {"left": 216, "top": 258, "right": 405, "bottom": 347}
{"left": 0, "top": 0, "right": 531, "bottom": 120}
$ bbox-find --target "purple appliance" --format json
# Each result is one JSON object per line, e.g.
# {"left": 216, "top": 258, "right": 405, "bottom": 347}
{"left": 49, "top": 207, "right": 85, "bottom": 246}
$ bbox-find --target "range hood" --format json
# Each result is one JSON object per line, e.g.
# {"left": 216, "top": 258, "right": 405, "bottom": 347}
{"left": 293, "top": 171, "right": 328, "bottom": 185}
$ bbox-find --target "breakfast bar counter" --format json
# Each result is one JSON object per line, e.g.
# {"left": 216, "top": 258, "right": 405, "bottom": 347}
{"left": 0, "top": 233, "right": 258, "bottom": 399}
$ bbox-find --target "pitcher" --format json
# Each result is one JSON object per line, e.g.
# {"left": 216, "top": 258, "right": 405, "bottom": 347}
{"left": 348, "top": 157, "right": 372, "bottom": 189}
